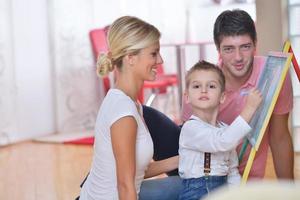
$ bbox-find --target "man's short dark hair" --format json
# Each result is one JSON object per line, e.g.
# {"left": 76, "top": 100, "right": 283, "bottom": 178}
{"left": 213, "top": 9, "right": 257, "bottom": 49}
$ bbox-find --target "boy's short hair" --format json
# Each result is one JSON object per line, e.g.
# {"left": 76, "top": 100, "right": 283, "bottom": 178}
{"left": 185, "top": 60, "right": 225, "bottom": 92}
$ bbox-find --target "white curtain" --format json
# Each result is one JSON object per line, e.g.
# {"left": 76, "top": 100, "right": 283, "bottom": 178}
{"left": 0, "top": 0, "right": 16, "bottom": 145}
{"left": 0, "top": 0, "right": 57, "bottom": 144}
{"left": 49, "top": 0, "right": 101, "bottom": 134}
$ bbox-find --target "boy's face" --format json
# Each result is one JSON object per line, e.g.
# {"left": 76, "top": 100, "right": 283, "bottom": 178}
{"left": 218, "top": 34, "right": 256, "bottom": 81}
{"left": 185, "top": 70, "right": 225, "bottom": 112}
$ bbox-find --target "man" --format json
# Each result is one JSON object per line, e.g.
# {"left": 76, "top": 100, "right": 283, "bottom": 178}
{"left": 139, "top": 8, "right": 294, "bottom": 200}
{"left": 183, "top": 9, "right": 294, "bottom": 179}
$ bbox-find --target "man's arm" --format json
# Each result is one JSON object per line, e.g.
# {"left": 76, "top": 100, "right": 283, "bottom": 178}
{"left": 269, "top": 113, "right": 294, "bottom": 179}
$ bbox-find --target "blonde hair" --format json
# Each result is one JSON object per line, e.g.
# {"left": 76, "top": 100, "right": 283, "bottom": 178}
{"left": 96, "top": 16, "right": 161, "bottom": 77}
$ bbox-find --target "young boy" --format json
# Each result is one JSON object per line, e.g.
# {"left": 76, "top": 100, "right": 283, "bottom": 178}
{"left": 178, "top": 60, "right": 262, "bottom": 200}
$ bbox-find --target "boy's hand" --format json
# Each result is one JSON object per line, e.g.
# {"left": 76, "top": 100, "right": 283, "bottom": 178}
{"left": 240, "top": 88, "right": 263, "bottom": 123}
{"left": 245, "top": 88, "right": 263, "bottom": 110}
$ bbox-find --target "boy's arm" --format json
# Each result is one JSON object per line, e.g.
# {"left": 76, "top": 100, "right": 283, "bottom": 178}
{"left": 180, "top": 117, "right": 251, "bottom": 153}
{"left": 180, "top": 88, "right": 262, "bottom": 153}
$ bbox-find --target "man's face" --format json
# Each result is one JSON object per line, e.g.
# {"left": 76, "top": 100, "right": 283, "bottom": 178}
{"left": 218, "top": 34, "right": 256, "bottom": 81}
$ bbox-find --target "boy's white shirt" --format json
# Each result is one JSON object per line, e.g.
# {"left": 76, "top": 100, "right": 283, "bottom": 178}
{"left": 178, "top": 115, "right": 252, "bottom": 185}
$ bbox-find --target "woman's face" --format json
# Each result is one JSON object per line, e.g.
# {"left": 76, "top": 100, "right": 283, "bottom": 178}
{"left": 133, "top": 41, "right": 163, "bottom": 81}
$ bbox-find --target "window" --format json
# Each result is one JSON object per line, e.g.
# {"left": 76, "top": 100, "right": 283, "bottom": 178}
{"left": 288, "top": 0, "right": 300, "bottom": 151}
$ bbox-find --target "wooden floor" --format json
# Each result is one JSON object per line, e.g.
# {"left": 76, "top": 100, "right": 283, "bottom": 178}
{"left": 0, "top": 141, "right": 92, "bottom": 200}
{"left": 0, "top": 141, "right": 299, "bottom": 200}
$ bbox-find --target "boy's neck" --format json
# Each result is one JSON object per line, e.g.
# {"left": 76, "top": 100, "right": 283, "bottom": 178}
{"left": 192, "top": 108, "right": 219, "bottom": 126}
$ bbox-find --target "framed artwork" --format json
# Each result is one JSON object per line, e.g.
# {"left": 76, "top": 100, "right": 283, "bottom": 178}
{"left": 247, "top": 52, "right": 293, "bottom": 149}
{"left": 242, "top": 51, "right": 293, "bottom": 183}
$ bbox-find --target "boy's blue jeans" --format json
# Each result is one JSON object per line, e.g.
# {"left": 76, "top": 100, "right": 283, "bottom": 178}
{"left": 179, "top": 176, "right": 227, "bottom": 200}
{"left": 139, "top": 176, "right": 183, "bottom": 200}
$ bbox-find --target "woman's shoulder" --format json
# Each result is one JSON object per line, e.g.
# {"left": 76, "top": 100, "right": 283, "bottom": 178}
{"left": 102, "top": 89, "right": 138, "bottom": 116}
{"left": 97, "top": 89, "right": 139, "bottom": 128}
{"left": 105, "top": 89, "right": 136, "bottom": 107}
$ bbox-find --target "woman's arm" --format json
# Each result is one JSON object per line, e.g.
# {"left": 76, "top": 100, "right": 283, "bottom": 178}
{"left": 111, "top": 116, "right": 138, "bottom": 200}
{"left": 144, "top": 156, "right": 178, "bottom": 179}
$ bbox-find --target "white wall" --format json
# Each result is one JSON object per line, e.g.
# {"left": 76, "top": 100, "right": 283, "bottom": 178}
{"left": 0, "top": 0, "right": 256, "bottom": 145}
{"left": 256, "top": 0, "right": 288, "bottom": 55}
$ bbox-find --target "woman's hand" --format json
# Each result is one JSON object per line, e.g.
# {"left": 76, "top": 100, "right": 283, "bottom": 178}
{"left": 144, "top": 156, "right": 179, "bottom": 179}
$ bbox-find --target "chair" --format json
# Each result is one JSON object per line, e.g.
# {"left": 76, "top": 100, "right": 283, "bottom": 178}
{"left": 142, "top": 64, "right": 178, "bottom": 106}
{"left": 89, "top": 27, "right": 178, "bottom": 106}
{"left": 89, "top": 27, "right": 111, "bottom": 94}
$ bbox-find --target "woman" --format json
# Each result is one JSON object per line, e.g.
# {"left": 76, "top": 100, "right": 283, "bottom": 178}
{"left": 79, "top": 16, "right": 178, "bottom": 200}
